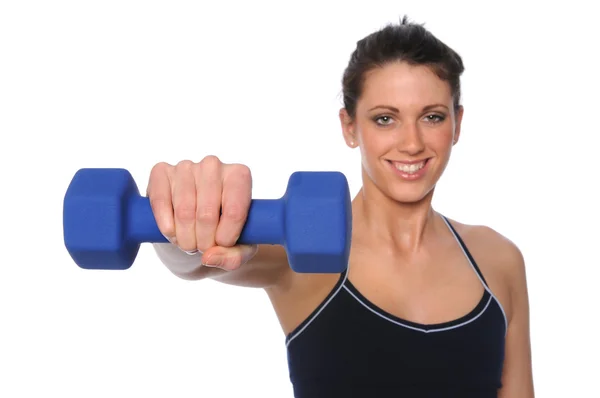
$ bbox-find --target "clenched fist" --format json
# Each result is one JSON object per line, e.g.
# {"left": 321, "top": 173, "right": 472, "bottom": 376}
{"left": 147, "top": 155, "right": 258, "bottom": 271}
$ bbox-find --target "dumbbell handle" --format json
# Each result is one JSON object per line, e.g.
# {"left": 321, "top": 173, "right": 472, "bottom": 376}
{"left": 127, "top": 195, "right": 284, "bottom": 245}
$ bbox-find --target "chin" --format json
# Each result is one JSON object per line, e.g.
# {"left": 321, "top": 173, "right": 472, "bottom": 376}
{"left": 388, "top": 185, "right": 435, "bottom": 205}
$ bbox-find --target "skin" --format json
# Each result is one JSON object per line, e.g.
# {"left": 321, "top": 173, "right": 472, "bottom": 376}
{"left": 148, "top": 61, "right": 534, "bottom": 396}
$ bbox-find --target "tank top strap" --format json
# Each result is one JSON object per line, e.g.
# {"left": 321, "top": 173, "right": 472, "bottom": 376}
{"left": 285, "top": 266, "right": 349, "bottom": 347}
{"left": 440, "top": 215, "right": 490, "bottom": 288}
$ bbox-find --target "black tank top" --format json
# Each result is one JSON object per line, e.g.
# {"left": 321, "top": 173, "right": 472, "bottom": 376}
{"left": 285, "top": 216, "right": 507, "bottom": 397}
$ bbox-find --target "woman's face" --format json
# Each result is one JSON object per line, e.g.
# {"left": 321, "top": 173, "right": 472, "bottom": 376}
{"left": 340, "top": 61, "right": 463, "bottom": 204}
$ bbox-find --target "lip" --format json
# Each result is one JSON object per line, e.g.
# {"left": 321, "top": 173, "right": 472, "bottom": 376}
{"left": 387, "top": 158, "right": 431, "bottom": 181}
{"left": 388, "top": 158, "right": 429, "bottom": 165}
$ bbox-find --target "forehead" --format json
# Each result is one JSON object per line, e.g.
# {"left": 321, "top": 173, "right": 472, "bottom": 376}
{"left": 359, "top": 61, "right": 452, "bottom": 109}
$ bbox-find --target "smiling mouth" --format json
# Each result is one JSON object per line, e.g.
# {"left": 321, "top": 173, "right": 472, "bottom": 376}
{"left": 389, "top": 159, "right": 429, "bottom": 175}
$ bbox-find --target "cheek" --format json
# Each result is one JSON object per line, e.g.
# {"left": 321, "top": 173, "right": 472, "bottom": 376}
{"left": 359, "top": 136, "right": 390, "bottom": 167}
{"left": 425, "top": 128, "right": 454, "bottom": 152}
{"left": 359, "top": 128, "right": 393, "bottom": 154}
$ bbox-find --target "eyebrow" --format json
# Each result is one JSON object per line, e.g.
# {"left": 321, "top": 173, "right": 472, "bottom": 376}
{"left": 368, "top": 104, "right": 449, "bottom": 112}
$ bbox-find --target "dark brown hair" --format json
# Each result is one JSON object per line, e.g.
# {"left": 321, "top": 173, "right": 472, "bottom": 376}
{"left": 342, "top": 15, "right": 465, "bottom": 118}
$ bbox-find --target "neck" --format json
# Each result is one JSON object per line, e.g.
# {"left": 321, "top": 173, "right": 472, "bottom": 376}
{"left": 352, "top": 180, "right": 438, "bottom": 254}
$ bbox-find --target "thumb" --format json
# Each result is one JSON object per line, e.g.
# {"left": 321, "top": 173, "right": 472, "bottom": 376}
{"left": 201, "top": 244, "right": 259, "bottom": 271}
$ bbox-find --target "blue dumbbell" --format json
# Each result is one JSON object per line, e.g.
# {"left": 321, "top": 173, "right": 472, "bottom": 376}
{"left": 63, "top": 168, "right": 352, "bottom": 273}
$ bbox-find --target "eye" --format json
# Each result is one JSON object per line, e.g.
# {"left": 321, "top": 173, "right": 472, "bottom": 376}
{"left": 424, "top": 114, "right": 446, "bottom": 123}
{"left": 374, "top": 115, "right": 394, "bottom": 126}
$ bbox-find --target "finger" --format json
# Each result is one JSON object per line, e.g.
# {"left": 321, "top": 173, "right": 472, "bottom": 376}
{"left": 172, "top": 160, "right": 197, "bottom": 252}
{"left": 201, "top": 244, "right": 258, "bottom": 271}
{"left": 148, "top": 162, "right": 176, "bottom": 241}
{"left": 194, "top": 156, "right": 223, "bottom": 252}
{"left": 215, "top": 164, "right": 252, "bottom": 247}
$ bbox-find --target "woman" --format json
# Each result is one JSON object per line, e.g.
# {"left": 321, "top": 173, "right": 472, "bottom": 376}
{"left": 148, "top": 16, "right": 534, "bottom": 397}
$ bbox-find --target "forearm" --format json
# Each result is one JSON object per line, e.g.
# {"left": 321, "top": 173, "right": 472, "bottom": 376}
{"left": 153, "top": 243, "right": 225, "bottom": 281}
{"left": 153, "top": 243, "right": 291, "bottom": 288}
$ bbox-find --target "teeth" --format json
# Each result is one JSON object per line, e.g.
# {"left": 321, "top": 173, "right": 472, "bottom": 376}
{"left": 394, "top": 161, "right": 425, "bottom": 174}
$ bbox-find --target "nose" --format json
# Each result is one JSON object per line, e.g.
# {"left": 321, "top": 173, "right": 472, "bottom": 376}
{"left": 396, "top": 122, "right": 425, "bottom": 155}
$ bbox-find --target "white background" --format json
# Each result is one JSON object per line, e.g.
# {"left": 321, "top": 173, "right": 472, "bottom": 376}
{"left": 1, "top": 1, "right": 598, "bottom": 396}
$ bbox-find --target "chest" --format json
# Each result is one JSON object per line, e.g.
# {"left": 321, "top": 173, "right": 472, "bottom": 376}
{"left": 286, "top": 275, "right": 507, "bottom": 395}
{"left": 346, "top": 242, "right": 488, "bottom": 327}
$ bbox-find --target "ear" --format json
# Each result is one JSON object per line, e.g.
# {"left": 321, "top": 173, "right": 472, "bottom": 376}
{"left": 339, "top": 108, "right": 358, "bottom": 148}
{"left": 453, "top": 105, "right": 464, "bottom": 145}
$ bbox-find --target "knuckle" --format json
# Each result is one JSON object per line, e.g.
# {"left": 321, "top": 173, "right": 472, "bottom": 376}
{"left": 227, "top": 163, "right": 252, "bottom": 184}
{"left": 231, "top": 163, "right": 251, "bottom": 178}
{"left": 175, "top": 159, "right": 194, "bottom": 170}
{"left": 149, "top": 196, "right": 169, "bottom": 213}
{"left": 148, "top": 162, "right": 171, "bottom": 189}
{"left": 199, "top": 155, "right": 222, "bottom": 170}
{"left": 149, "top": 195, "right": 169, "bottom": 206}
{"left": 151, "top": 161, "right": 171, "bottom": 175}
{"left": 196, "top": 206, "right": 219, "bottom": 224}
{"left": 222, "top": 204, "right": 246, "bottom": 223}
{"left": 174, "top": 204, "right": 196, "bottom": 223}
{"left": 221, "top": 255, "right": 242, "bottom": 271}
{"left": 149, "top": 195, "right": 165, "bottom": 207}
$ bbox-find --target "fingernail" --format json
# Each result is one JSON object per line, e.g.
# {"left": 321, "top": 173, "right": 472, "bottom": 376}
{"left": 184, "top": 250, "right": 200, "bottom": 256}
{"left": 202, "top": 255, "right": 223, "bottom": 268}
{"left": 162, "top": 234, "right": 177, "bottom": 245}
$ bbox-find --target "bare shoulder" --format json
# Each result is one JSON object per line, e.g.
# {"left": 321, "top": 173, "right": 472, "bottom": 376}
{"left": 445, "top": 218, "right": 528, "bottom": 321}
{"left": 449, "top": 219, "right": 525, "bottom": 273}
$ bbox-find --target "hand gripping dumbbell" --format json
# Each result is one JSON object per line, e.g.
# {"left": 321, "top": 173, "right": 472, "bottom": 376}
{"left": 63, "top": 168, "right": 352, "bottom": 273}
